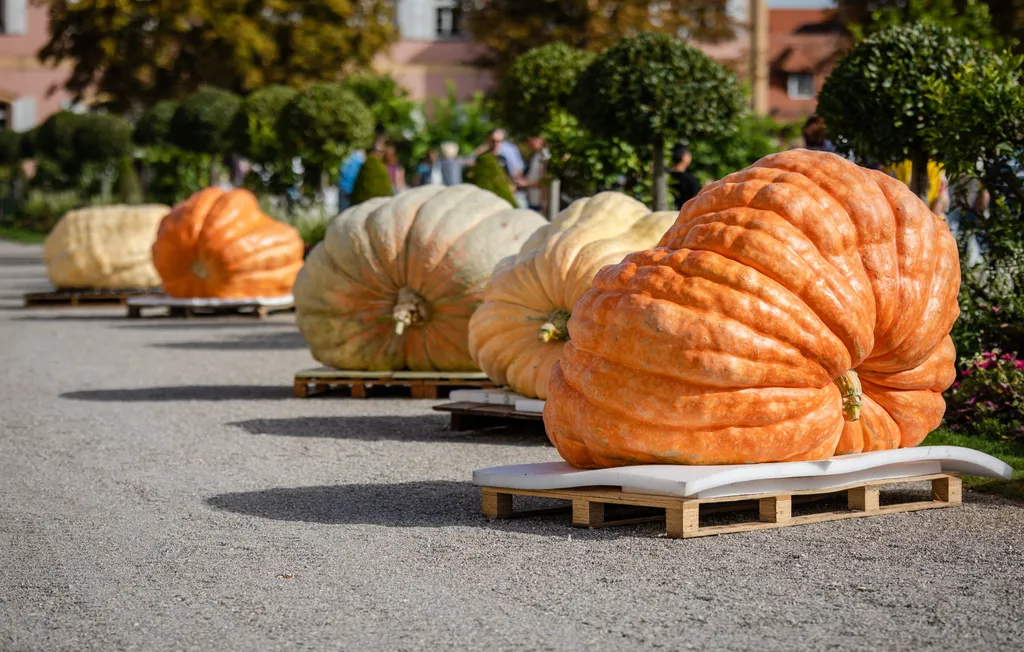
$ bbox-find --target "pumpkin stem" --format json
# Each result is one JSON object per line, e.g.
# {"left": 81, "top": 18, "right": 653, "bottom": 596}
{"left": 191, "top": 260, "right": 209, "bottom": 279}
{"left": 539, "top": 309, "right": 572, "bottom": 343}
{"left": 833, "top": 370, "right": 863, "bottom": 422}
{"left": 393, "top": 287, "right": 431, "bottom": 336}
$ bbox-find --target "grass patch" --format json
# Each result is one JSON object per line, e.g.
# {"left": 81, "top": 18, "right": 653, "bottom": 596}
{"left": 923, "top": 428, "right": 1024, "bottom": 501}
{"left": 0, "top": 226, "right": 47, "bottom": 244}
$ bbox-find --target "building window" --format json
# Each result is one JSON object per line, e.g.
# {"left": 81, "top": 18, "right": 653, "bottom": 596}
{"left": 0, "top": 103, "right": 10, "bottom": 131}
{"left": 436, "top": 2, "right": 462, "bottom": 39}
{"left": 787, "top": 73, "right": 815, "bottom": 100}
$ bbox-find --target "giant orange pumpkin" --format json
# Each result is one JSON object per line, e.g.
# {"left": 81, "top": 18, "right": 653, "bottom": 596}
{"left": 544, "top": 150, "right": 960, "bottom": 468}
{"left": 152, "top": 188, "right": 304, "bottom": 298}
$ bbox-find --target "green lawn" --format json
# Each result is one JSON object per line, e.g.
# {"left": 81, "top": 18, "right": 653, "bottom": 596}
{"left": 922, "top": 428, "right": 1024, "bottom": 501}
{"left": 0, "top": 227, "right": 47, "bottom": 244}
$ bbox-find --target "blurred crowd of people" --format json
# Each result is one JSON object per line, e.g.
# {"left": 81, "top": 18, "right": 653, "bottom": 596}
{"left": 337, "top": 128, "right": 551, "bottom": 212}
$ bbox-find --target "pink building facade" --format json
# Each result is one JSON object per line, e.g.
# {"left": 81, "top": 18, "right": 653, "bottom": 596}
{"left": 0, "top": 0, "right": 72, "bottom": 131}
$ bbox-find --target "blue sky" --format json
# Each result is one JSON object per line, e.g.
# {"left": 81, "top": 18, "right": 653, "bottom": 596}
{"left": 768, "top": 0, "right": 834, "bottom": 7}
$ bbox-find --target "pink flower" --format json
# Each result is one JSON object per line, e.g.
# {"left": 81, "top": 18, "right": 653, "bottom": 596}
{"left": 978, "top": 361, "right": 992, "bottom": 370}
{"left": 983, "top": 351, "right": 998, "bottom": 360}
{"left": 992, "top": 306, "right": 1002, "bottom": 313}
{"left": 1015, "top": 360, "right": 1024, "bottom": 370}
{"left": 962, "top": 369, "right": 974, "bottom": 377}
{"left": 951, "top": 381, "right": 962, "bottom": 390}
{"left": 1001, "top": 353, "right": 1016, "bottom": 361}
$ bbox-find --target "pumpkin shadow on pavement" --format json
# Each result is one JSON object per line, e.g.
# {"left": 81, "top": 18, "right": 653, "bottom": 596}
{"left": 149, "top": 330, "right": 307, "bottom": 351}
{"left": 206, "top": 480, "right": 642, "bottom": 538}
{"left": 61, "top": 385, "right": 292, "bottom": 401}
{"left": 230, "top": 415, "right": 549, "bottom": 447}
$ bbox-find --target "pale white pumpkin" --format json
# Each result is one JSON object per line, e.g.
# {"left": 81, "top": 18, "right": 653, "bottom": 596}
{"left": 43, "top": 204, "right": 171, "bottom": 290}
{"left": 294, "top": 185, "right": 547, "bottom": 370}
{"left": 468, "top": 192, "right": 677, "bottom": 398}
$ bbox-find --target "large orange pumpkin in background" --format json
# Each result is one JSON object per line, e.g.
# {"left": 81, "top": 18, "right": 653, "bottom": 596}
{"left": 152, "top": 188, "right": 304, "bottom": 298}
{"left": 544, "top": 150, "right": 961, "bottom": 468}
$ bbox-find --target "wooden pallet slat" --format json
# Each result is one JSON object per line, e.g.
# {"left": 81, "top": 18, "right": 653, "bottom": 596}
{"left": 481, "top": 473, "right": 963, "bottom": 539}
{"left": 127, "top": 300, "right": 292, "bottom": 320}
{"left": 293, "top": 369, "right": 497, "bottom": 399}
{"left": 24, "top": 288, "right": 161, "bottom": 308}
{"left": 433, "top": 401, "right": 544, "bottom": 430}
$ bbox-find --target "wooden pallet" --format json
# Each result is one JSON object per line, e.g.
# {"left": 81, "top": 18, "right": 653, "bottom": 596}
{"left": 433, "top": 402, "right": 543, "bottom": 430}
{"left": 481, "top": 473, "right": 962, "bottom": 539}
{"left": 126, "top": 301, "right": 293, "bottom": 319}
{"left": 293, "top": 368, "right": 497, "bottom": 398}
{"left": 24, "top": 288, "right": 160, "bottom": 308}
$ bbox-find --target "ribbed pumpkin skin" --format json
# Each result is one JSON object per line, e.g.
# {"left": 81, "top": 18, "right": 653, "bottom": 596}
{"left": 469, "top": 193, "right": 677, "bottom": 398}
{"left": 43, "top": 204, "right": 170, "bottom": 290}
{"left": 294, "top": 185, "right": 547, "bottom": 370}
{"left": 151, "top": 188, "right": 304, "bottom": 298}
{"left": 544, "top": 150, "right": 961, "bottom": 468}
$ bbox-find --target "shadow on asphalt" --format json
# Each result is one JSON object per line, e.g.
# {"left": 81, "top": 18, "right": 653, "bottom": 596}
{"left": 230, "top": 415, "right": 549, "bottom": 447}
{"left": 10, "top": 313, "right": 124, "bottom": 321}
{"left": 0, "top": 256, "right": 45, "bottom": 266}
{"left": 61, "top": 385, "right": 292, "bottom": 401}
{"left": 118, "top": 320, "right": 294, "bottom": 331}
{"left": 149, "top": 330, "right": 307, "bottom": 351}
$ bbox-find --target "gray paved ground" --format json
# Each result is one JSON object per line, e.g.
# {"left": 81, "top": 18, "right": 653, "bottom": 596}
{"left": 1, "top": 239, "right": 1022, "bottom": 652}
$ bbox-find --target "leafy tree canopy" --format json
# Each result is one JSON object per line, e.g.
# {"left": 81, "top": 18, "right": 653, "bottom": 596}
{"left": 817, "top": 23, "right": 1014, "bottom": 180}
{"left": 461, "top": 0, "right": 735, "bottom": 72}
{"left": 0, "top": 130, "right": 23, "bottom": 166}
{"left": 38, "top": 0, "right": 399, "bottom": 112}
{"left": 572, "top": 33, "right": 745, "bottom": 150}
{"left": 168, "top": 88, "right": 243, "bottom": 155}
{"left": 35, "top": 111, "right": 84, "bottom": 165}
{"left": 133, "top": 101, "right": 180, "bottom": 147}
{"left": 838, "top": 0, "right": 1018, "bottom": 50}
{"left": 72, "top": 113, "right": 134, "bottom": 164}
{"left": 277, "top": 84, "right": 376, "bottom": 183}
{"left": 229, "top": 85, "right": 298, "bottom": 164}
{"left": 341, "top": 74, "right": 422, "bottom": 142}
{"left": 496, "top": 42, "right": 595, "bottom": 137}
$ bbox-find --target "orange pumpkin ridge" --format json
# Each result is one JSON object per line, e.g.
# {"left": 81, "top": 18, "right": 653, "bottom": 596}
{"left": 152, "top": 188, "right": 304, "bottom": 299}
{"left": 543, "top": 150, "right": 961, "bottom": 468}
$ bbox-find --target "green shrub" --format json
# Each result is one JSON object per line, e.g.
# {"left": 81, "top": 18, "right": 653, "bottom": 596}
{"left": 115, "top": 157, "right": 143, "bottom": 204}
{"left": 468, "top": 153, "right": 515, "bottom": 204}
{"left": 169, "top": 88, "right": 243, "bottom": 155}
{"left": 277, "top": 83, "right": 375, "bottom": 188}
{"left": 945, "top": 350, "right": 1024, "bottom": 443}
{"left": 133, "top": 101, "right": 180, "bottom": 147}
{"left": 350, "top": 156, "right": 394, "bottom": 205}
{"left": 16, "top": 189, "right": 86, "bottom": 232}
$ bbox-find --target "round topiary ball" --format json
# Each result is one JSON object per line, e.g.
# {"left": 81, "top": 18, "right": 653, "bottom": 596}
{"left": 73, "top": 113, "right": 134, "bottom": 164}
{"left": 133, "top": 101, "right": 180, "bottom": 147}
{"left": 169, "top": 88, "right": 243, "bottom": 154}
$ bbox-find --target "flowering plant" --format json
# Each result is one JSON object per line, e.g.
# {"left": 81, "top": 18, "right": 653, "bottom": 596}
{"left": 945, "top": 349, "right": 1024, "bottom": 441}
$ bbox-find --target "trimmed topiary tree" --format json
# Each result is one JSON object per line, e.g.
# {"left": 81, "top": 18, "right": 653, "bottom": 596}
{"left": 35, "top": 111, "right": 85, "bottom": 171}
{"left": 230, "top": 85, "right": 297, "bottom": 163}
{"left": 350, "top": 155, "right": 394, "bottom": 205}
{"left": 72, "top": 113, "right": 133, "bottom": 165}
{"left": 468, "top": 153, "right": 516, "bottom": 204}
{"left": 114, "top": 157, "right": 143, "bottom": 203}
{"left": 572, "top": 33, "right": 745, "bottom": 210}
{"left": 277, "top": 83, "right": 375, "bottom": 192}
{"left": 133, "top": 101, "right": 179, "bottom": 147}
{"left": 169, "top": 88, "right": 243, "bottom": 184}
{"left": 497, "top": 42, "right": 594, "bottom": 137}
{"left": 817, "top": 24, "right": 1002, "bottom": 201}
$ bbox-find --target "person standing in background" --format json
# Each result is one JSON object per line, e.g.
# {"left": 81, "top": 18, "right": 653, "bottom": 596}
{"left": 669, "top": 145, "right": 701, "bottom": 210}
{"left": 517, "top": 135, "right": 550, "bottom": 213}
{"left": 802, "top": 114, "right": 835, "bottom": 152}
{"left": 413, "top": 148, "right": 443, "bottom": 186}
{"left": 439, "top": 142, "right": 463, "bottom": 186}
{"left": 383, "top": 143, "right": 406, "bottom": 193}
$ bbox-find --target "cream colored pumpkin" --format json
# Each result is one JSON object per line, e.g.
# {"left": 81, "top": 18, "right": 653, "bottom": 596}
{"left": 43, "top": 204, "right": 171, "bottom": 290}
{"left": 468, "top": 192, "right": 677, "bottom": 398}
{"left": 294, "top": 184, "right": 547, "bottom": 370}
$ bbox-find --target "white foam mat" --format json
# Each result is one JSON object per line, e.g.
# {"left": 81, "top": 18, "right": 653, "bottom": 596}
{"left": 473, "top": 446, "right": 1013, "bottom": 499}
{"left": 448, "top": 388, "right": 545, "bottom": 412}
{"left": 127, "top": 294, "right": 294, "bottom": 307}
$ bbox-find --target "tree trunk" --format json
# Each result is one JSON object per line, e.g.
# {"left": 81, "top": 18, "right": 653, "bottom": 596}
{"left": 547, "top": 178, "right": 561, "bottom": 220}
{"left": 909, "top": 149, "right": 930, "bottom": 206}
{"left": 208, "top": 157, "right": 218, "bottom": 187}
{"left": 652, "top": 139, "right": 668, "bottom": 211}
